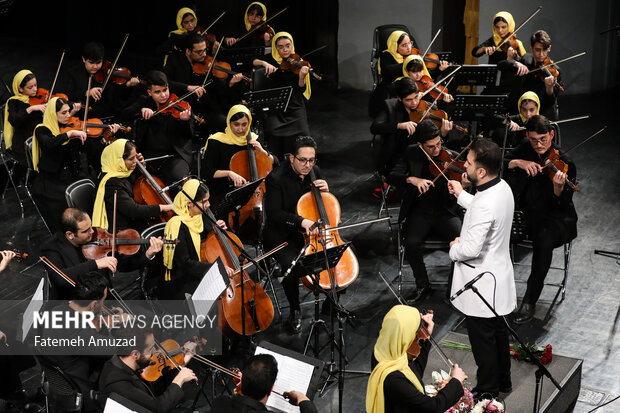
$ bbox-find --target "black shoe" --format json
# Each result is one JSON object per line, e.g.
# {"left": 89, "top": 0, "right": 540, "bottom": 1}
{"left": 513, "top": 303, "right": 535, "bottom": 324}
{"left": 286, "top": 310, "right": 302, "bottom": 334}
{"left": 407, "top": 285, "right": 433, "bottom": 304}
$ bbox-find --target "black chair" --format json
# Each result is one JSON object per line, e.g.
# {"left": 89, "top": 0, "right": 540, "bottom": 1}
{"left": 139, "top": 223, "right": 167, "bottom": 299}
{"left": 370, "top": 24, "right": 414, "bottom": 89}
{"left": 36, "top": 356, "right": 83, "bottom": 413}
{"left": 24, "top": 136, "right": 52, "bottom": 234}
{"left": 251, "top": 65, "right": 268, "bottom": 91}
{"left": 65, "top": 178, "right": 96, "bottom": 214}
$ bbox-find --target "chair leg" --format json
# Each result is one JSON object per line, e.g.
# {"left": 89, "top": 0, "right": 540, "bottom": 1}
{"left": 1, "top": 153, "right": 25, "bottom": 216}
{"left": 24, "top": 180, "right": 53, "bottom": 235}
{"left": 561, "top": 241, "right": 572, "bottom": 302}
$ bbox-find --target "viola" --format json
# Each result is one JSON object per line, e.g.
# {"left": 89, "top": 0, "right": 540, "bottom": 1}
{"left": 409, "top": 100, "right": 468, "bottom": 134}
{"left": 534, "top": 57, "right": 564, "bottom": 92}
{"left": 227, "top": 133, "right": 272, "bottom": 235}
{"left": 132, "top": 162, "right": 175, "bottom": 222}
{"left": 430, "top": 149, "right": 466, "bottom": 181}
{"left": 193, "top": 56, "right": 252, "bottom": 82}
{"left": 296, "top": 169, "right": 359, "bottom": 291}
{"left": 59, "top": 116, "right": 131, "bottom": 139}
{"left": 538, "top": 148, "right": 579, "bottom": 192}
{"left": 157, "top": 93, "right": 205, "bottom": 124}
{"left": 280, "top": 54, "right": 323, "bottom": 81}
{"left": 140, "top": 339, "right": 187, "bottom": 382}
{"left": 29, "top": 88, "right": 68, "bottom": 106}
{"left": 82, "top": 227, "right": 179, "bottom": 260}
{"left": 416, "top": 75, "right": 450, "bottom": 101}
{"left": 200, "top": 207, "right": 274, "bottom": 336}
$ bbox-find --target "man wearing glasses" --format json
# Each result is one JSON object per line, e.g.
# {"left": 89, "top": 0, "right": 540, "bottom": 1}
{"left": 387, "top": 119, "right": 461, "bottom": 304}
{"left": 263, "top": 136, "right": 328, "bottom": 334}
{"left": 504, "top": 115, "right": 577, "bottom": 324}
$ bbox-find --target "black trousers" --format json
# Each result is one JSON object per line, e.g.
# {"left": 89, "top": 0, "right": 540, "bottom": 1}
{"left": 466, "top": 315, "right": 512, "bottom": 396}
{"left": 402, "top": 210, "right": 461, "bottom": 288}
{"left": 265, "top": 234, "right": 307, "bottom": 312}
{"left": 523, "top": 219, "right": 565, "bottom": 305}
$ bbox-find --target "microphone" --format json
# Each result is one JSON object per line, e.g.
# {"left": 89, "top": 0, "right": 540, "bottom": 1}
{"left": 163, "top": 176, "right": 190, "bottom": 193}
{"left": 449, "top": 272, "right": 487, "bottom": 301}
{"left": 284, "top": 244, "right": 308, "bottom": 278}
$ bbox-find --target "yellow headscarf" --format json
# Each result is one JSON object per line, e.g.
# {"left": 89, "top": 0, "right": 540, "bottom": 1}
{"left": 170, "top": 7, "right": 197, "bottom": 36}
{"left": 517, "top": 91, "right": 540, "bottom": 123}
{"left": 163, "top": 179, "right": 204, "bottom": 281}
{"left": 402, "top": 55, "right": 430, "bottom": 79}
{"left": 91, "top": 139, "right": 133, "bottom": 229}
{"left": 378, "top": 30, "right": 410, "bottom": 76}
{"left": 32, "top": 97, "right": 63, "bottom": 172}
{"left": 492, "top": 12, "right": 527, "bottom": 56}
{"left": 3, "top": 70, "right": 33, "bottom": 150}
{"left": 203, "top": 104, "right": 258, "bottom": 152}
{"left": 366, "top": 305, "right": 424, "bottom": 413}
{"left": 244, "top": 2, "right": 267, "bottom": 31}
{"left": 271, "top": 32, "right": 311, "bottom": 100}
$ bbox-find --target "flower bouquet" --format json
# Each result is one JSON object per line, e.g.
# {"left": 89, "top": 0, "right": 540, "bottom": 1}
{"left": 471, "top": 399, "right": 505, "bottom": 413}
{"left": 509, "top": 343, "right": 553, "bottom": 365}
{"left": 424, "top": 370, "right": 475, "bottom": 413}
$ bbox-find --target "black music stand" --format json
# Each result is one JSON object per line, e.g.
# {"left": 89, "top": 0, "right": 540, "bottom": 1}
{"left": 213, "top": 178, "right": 265, "bottom": 228}
{"left": 450, "top": 64, "right": 500, "bottom": 88}
{"left": 219, "top": 46, "right": 269, "bottom": 70}
{"left": 451, "top": 94, "right": 508, "bottom": 137}
{"left": 243, "top": 86, "right": 293, "bottom": 115}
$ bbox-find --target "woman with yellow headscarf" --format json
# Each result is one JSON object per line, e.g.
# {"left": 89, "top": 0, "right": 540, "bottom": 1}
{"left": 251, "top": 32, "right": 311, "bottom": 159}
{"left": 91, "top": 138, "right": 174, "bottom": 232}
{"left": 160, "top": 178, "right": 233, "bottom": 299}
{"left": 162, "top": 8, "right": 221, "bottom": 64}
{"left": 3, "top": 70, "right": 46, "bottom": 166}
{"left": 31, "top": 97, "right": 88, "bottom": 232}
{"left": 226, "top": 2, "right": 275, "bottom": 47}
{"left": 473, "top": 11, "right": 527, "bottom": 64}
{"left": 201, "top": 104, "right": 274, "bottom": 206}
{"left": 400, "top": 55, "right": 455, "bottom": 104}
{"left": 366, "top": 305, "right": 466, "bottom": 413}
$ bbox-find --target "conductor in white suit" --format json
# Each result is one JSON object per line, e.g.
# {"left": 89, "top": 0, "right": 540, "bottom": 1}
{"left": 447, "top": 138, "right": 516, "bottom": 398}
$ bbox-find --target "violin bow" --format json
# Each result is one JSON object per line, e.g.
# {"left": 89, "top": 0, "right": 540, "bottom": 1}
{"left": 201, "top": 36, "right": 225, "bottom": 88}
{"left": 420, "top": 65, "right": 460, "bottom": 99}
{"left": 421, "top": 28, "right": 442, "bottom": 57}
{"left": 301, "top": 45, "right": 328, "bottom": 60}
{"left": 420, "top": 76, "right": 454, "bottom": 122}
{"left": 418, "top": 143, "right": 450, "bottom": 183}
{"left": 430, "top": 140, "right": 473, "bottom": 185}
{"left": 527, "top": 51, "right": 587, "bottom": 74}
{"left": 494, "top": 5, "right": 542, "bottom": 52}
{"left": 82, "top": 75, "right": 93, "bottom": 136}
{"left": 110, "top": 190, "right": 117, "bottom": 276}
{"left": 516, "top": 114, "right": 591, "bottom": 131}
{"left": 236, "top": 6, "right": 288, "bottom": 43}
{"left": 102, "top": 33, "right": 130, "bottom": 91}
{"left": 199, "top": 11, "right": 226, "bottom": 36}
{"left": 40, "top": 256, "right": 76, "bottom": 287}
{"left": 550, "top": 126, "right": 607, "bottom": 158}
{"left": 48, "top": 49, "right": 66, "bottom": 99}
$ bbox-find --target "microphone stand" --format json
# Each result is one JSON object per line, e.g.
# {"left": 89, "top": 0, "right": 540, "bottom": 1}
{"left": 454, "top": 280, "right": 562, "bottom": 412}
{"left": 177, "top": 183, "right": 270, "bottom": 340}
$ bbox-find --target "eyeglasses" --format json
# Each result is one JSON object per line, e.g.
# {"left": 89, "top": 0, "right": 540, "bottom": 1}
{"left": 528, "top": 136, "right": 549, "bottom": 145}
{"left": 193, "top": 48, "right": 207, "bottom": 55}
{"left": 400, "top": 42, "right": 414, "bottom": 48}
{"left": 424, "top": 139, "right": 444, "bottom": 150}
{"left": 295, "top": 156, "right": 316, "bottom": 165}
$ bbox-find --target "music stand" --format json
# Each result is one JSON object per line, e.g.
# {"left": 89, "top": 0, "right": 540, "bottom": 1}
{"left": 450, "top": 64, "right": 500, "bottom": 88}
{"left": 451, "top": 94, "right": 508, "bottom": 137}
{"left": 213, "top": 178, "right": 265, "bottom": 230}
{"left": 219, "top": 46, "right": 269, "bottom": 70}
{"left": 243, "top": 86, "right": 293, "bottom": 115}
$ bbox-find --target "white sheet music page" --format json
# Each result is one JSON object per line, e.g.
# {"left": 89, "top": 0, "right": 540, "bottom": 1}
{"left": 21, "top": 277, "right": 45, "bottom": 342}
{"left": 191, "top": 261, "right": 227, "bottom": 317}
{"left": 103, "top": 397, "right": 137, "bottom": 412}
{"left": 255, "top": 346, "right": 314, "bottom": 413}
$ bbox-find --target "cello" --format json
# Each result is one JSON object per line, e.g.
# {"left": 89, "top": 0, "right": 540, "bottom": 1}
{"left": 132, "top": 161, "right": 175, "bottom": 222}
{"left": 200, "top": 207, "right": 274, "bottom": 336}
{"left": 295, "top": 170, "right": 359, "bottom": 291}
{"left": 227, "top": 130, "right": 272, "bottom": 235}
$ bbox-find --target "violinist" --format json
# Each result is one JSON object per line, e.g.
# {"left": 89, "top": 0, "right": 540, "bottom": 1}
{"left": 252, "top": 32, "right": 311, "bottom": 159}
{"left": 201, "top": 104, "right": 274, "bottom": 209}
{"left": 263, "top": 136, "right": 328, "bottom": 334}
{"left": 3, "top": 70, "right": 45, "bottom": 167}
{"left": 41, "top": 207, "right": 163, "bottom": 300}
{"left": 98, "top": 326, "right": 197, "bottom": 412}
{"left": 387, "top": 120, "right": 462, "bottom": 303}
{"left": 91, "top": 139, "right": 174, "bottom": 232}
{"left": 500, "top": 30, "right": 562, "bottom": 120}
{"left": 402, "top": 55, "right": 454, "bottom": 104}
{"left": 121, "top": 70, "right": 192, "bottom": 186}
{"left": 226, "top": 2, "right": 275, "bottom": 47}
{"left": 161, "top": 7, "right": 221, "bottom": 62}
{"left": 371, "top": 78, "right": 452, "bottom": 177}
{"left": 491, "top": 91, "right": 540, "bottom": 147}
{"left": 368, "top": 30, "right": 413, "bottom": 118}
{"left": 366, "top": 305, "right": 467, "bottom": 413}
{"left": 161, "top": 179, "right": 234, "bottom": 300}
{"left": 31, "top": 97, "right": 89, "bottom": 232}
{"left": 504, "top": 115, "right": 577, "bottom": 324}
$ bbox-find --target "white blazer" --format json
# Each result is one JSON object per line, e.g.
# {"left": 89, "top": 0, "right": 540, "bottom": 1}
{"left": 449, "top": 178, "right": 516, "bottom": 318}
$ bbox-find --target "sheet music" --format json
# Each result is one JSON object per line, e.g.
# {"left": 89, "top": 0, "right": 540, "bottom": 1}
{"left": 20, "top": 278, "right": 44, "bottom": 342}
{"left": 255, "top": 346, "right": 314, "bottom": 413}
{"left": 103, "top": 397, "right": 137, "bottom": 413}
{"left": 191, "top": 261, "right": 227, "bottom": 317}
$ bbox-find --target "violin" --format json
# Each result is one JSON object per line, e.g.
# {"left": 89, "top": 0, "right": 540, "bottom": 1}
{"left": 29, "top": 88, "right": 68, "bottom": 106}
{"left": 93, "top": 60, "right": 141, "bottom": 86}
{"left": 538, "top": 148, "right": 579, "bottom": 192}
{"left": 227, "top": 132, "right": 272, "bottom": 235}
{"left": 140, "top": 339, "right": 190, "bottom": 382}
{"left": 157, "top": 93, "right": 205, "bottom": 124}
{"left": 410, "top": 48, "right": 445, "bottom": 71}
{"left": 59, "top": 116, "right": 131, "bottom": 140}
{"left": 497, "top": 32, "right": 521, "bottom": 57}
{"left": 193, "top": 56, "right": 252, "bottom": 82}
{"left": 280, "top": 54, "right": 323, "bottom": 81}
{"left": 200, "top": 207, "right": 274, "bottom": 336}
{"left": 534, "top": 57, "right": 564, "bottom": 92}
{"left": 430, "top": 149, "right": 466, "bottom": 181}
{"left": 82, "top": 227, "right": 179, "bottom": 260}
{"left": 132, "top": 162, "right": 175, "bottom": 223}
{"left": 409, "top": 100, "right": 468, "bottom": 134}
{"left": 248, "top": 22, "right": 275, "bottom": 40}
{"left": 296, "top": 169, "right": 359, "bottom": 291}
{"left": 416, "top": 75, "right": 450, "bottom": 101}
{"left": 407, "top": 316, "right": 431, "bottom": 360}
{"left": 2, "top": 250, "right": 28, "bottom": 262}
